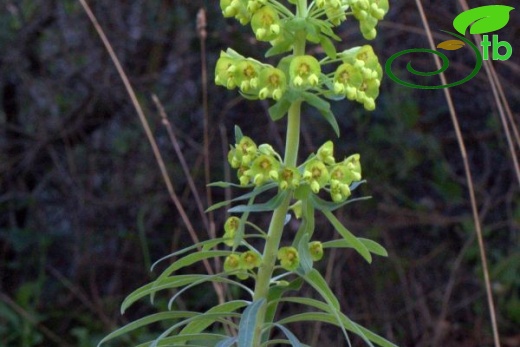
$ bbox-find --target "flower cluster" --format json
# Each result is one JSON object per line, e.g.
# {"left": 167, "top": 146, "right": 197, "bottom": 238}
{"left": 349, "top": 0, "right": 389, "bottom": 39}
{"left": 224, "top": 250, "right": 262, "bottom": 279}
{"left": 228, "top": 135, "right": 362, "bottom": 203}
{"left": 215, "top": 50, "right": 287, "bottom": 100}
{"left": 228, "top": 136, "right": 300, "bottom": 189}
{"left": 220, "top": 1, "right": 283, "bottom": 42}
{"left": 302, "top": 141, "right": 362, "bottom": 202}
{"left": 332, "top": 45, "right": 383, "bottom": 110}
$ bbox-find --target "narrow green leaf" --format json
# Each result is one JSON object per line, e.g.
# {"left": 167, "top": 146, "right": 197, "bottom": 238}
{"left": 322, "top": 238, "right": 388, "bottom": 257}
{"left": 217, "top": 337, "right": 238, "bottom": 347}
{"left": 266, "top": 39, "right": 293, "bottom": 57}
{"left": 206, "top": 199, "right": 234, "bottom": 212}
{"left": 296, "top": 233, "right": 313, "bottom": 275}
{"left": 320, "top": 35, "right": 337, "bottom": 59}
{"left": 274, "top": 323, "right": 302, "bottom": 347}
{"left": 263, "top": 278, "right": 304, "bottom": 343}
{"left": 322, "top": 210, "right": 372, "bottom": 263}
{"left": 156, "top": 251, "right": 232, "bottom": 280}
{"left": 135, "top": 333, "right": 227, "bottom": 347}
{"left": 292, "top": 198, "right": 314, "bottom": 250}
{"left": 275, "top": 297, "right": 398, "bottom": 347}
{"left": 228, "top": 191, "right": 288, "bottom": 213}
{"left": 303, "top": 269, "right": 340, "bottom": 310}
{"left": 238, "top": 299, "right": 266, "bottom": 347}
{"left": 207, "top": 181, "right": 250, "bottom": 188}
{"left": 310, "top": 194, "right": 371, "bottom": 212}
{"left": 152, "top": 238, "right": 230, "bottom": 271}
{"left": 269, "top": 98, "right": 292, "bottom": 121}
{"left": 121, "top": 275, "right": 208, "bottom": 313}
{"left": 453, "top": 5, "right": 514, "bottom": 35}
{"left": 150, "top": 312, "right": 241, "bottom": 347}
{"left": 180, "top": 300, "right": 249, "bottom": 335}
{"left": 97, "top": 311, "right": 197, "bottom": 346}
{"left": 235, "top": 125, "right": 243, "bottom": 143}
{"left": 302, "top": 92, "right": 330, "bottom": 112}
{"left": 301, "top": 92, "right": 340, "bottom": 137}
{"left": 318, "top": 108, "right": 340, "bottom": 137}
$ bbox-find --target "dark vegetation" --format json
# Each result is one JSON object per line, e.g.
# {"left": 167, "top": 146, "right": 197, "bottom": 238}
{"left": 1, "top": 1, "right": 518, "bottom": 346}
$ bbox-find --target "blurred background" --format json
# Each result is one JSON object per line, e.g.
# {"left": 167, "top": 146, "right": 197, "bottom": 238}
{"left": 0, "top": 0, "right": 518, "bottom": 346}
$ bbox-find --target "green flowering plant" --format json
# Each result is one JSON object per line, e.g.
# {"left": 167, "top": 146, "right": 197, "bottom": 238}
{"left": 99, "top": 1, "right": 398, "bottom": 346}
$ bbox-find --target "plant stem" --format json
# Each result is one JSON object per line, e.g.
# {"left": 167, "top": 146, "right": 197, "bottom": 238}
{"left": 251, "top": 2, "right": 307, "bottom": 343}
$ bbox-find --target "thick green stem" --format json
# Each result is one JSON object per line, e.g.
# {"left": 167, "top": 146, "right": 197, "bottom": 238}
{"left": 251, "top": 2, "right": 307, "bottom": 344}
{"left": 251, "top": 101, "right": 301, "bottom": 346}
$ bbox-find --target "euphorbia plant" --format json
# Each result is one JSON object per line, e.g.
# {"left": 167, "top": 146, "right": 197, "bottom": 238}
{"left": 99, "top": 1, "right": 399, "bottom": 346}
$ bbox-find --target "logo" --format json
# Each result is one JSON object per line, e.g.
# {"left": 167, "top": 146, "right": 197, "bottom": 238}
{"left": 385, "top": 5, "right": 514, "bottom": 89}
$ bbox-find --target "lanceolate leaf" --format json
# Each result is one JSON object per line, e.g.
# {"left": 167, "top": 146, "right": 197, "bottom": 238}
{"left": 180, "top": 300, "right": 250, "bottom": 336}
{"left": 274, "top": 323, "right": 303, "bottom": 347}
{"left": 121, "top": 275, "right": 210, "bottom": 313}
{"left": 296, "top": 233, "right": 313, "bottom": 275}
{"left": 97, "top": 311, "right": 198, "bottom": 346}
{"left": 452, "top": 5, "right": 514, "bottom": 35}
{"left": 269, "top": 98, "right": 292, "bottom": 121}
{"left": 217, "top": 337, "right": 238, "bottom": 347}
{"left": 310, "top": 194, "right": 372, "bottom": 212}
{"left": 301, "top": 92, "right": 340, "bottom": 137}
{"left": 322, "top": 238, "right": 388, "bottom": 257}
{"left": 228, "top": 190, "right": 288, "bottom": 213}
{"left": 303, "top": 269, "right": 340, "bottom": 310}
{"left": 135, "top": 333, "right": 227, "bottom": 347}
{"left": 238, "top": 299, "right": 266, "bottom": 347}
{"left": 322, "top": 210, "right": 372, "bottom": 263}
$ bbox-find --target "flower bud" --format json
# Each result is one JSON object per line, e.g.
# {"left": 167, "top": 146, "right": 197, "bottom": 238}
{"left": 309, "top": 241, "right": 324, "bottom": 261}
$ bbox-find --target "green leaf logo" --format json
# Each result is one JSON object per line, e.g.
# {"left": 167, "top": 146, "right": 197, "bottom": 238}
{"left": 453, "top": 5, "right": 514, "bottom": 35}
{"left": 437, "top": 39, "right": 465, "bottom": 51}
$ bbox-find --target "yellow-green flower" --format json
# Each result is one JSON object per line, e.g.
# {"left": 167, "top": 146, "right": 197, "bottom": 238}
{"left": 236, "top": 136, "right": 258, "bottom": 165}
{"left": 245, "top": 154, "right": 280, "bottom": 186}
{"left": 333, "top": 63, "right": 363, "bottom": 96}
{"left": 309, "top": 241, "right": 324, "bottom": 261}
{"left": 215, "top": 55, "right": 237, "bottom": 90}
{"left": 277, "top": 167, "right": 300, "bottom": 190}
{"left": 251, "top": 5, "right": 281, "bottom": 41}
{"left": 235, "top": 59, "right": 261, "bottom": 92}
{"left": 258, "top": 67, "right": 287, "bottom": 100}
{"left": 240, "top": 250, "right": 261, "bottom": 270}
{"left": 220, "top": 0, "right": 252, "bottom": 24}
{"left": 289, "top": 56, "right": 321, "bottom": 88}
{"left": 223, "top": 216, "right": 240, "bottom": 246}
{"left": 303, "top": 159, "right": 330, "bottom": 193}
{"left": 277, "top": 247, "right": 299, "bottom": 271}
{"left": 317, "top": 141, "right": 335, "bottom": 165}
{"left": 224, "top": 254, "right": 241, "bottom": 272}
